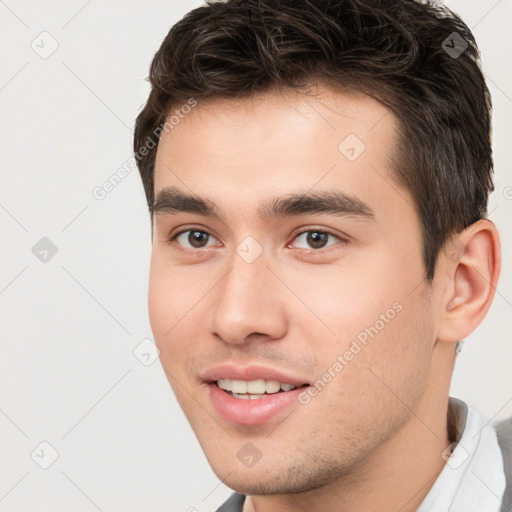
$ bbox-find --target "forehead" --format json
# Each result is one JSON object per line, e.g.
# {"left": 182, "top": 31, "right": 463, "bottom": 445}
{"left": 152, "top": 87, "right": 411, "bottom": 225}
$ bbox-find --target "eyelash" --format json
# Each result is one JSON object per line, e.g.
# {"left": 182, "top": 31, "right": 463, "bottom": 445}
{"left": 167, "top": 227, "right": 346, "bottom": 254}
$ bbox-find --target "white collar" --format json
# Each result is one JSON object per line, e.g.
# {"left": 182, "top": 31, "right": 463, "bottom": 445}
{"left": 417, "top": 397, "right": 506, "bottom": 511}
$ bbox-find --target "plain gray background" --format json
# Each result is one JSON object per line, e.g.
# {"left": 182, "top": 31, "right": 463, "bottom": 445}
{"left": 1, "top": 1, "right": 511, "bottom": 510}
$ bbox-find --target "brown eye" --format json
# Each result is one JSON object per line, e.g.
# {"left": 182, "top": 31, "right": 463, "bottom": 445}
{"left": 188, "top": 231, "right": 209, "bottom": 248}
{"left": 306, "top": 231, "right": 329, "bottom": 249}
{"left": 292, "top": 230, "right": 342, "bottom": 251}
{"left": 173, "top": 230, "right": 217, "bottom": 249}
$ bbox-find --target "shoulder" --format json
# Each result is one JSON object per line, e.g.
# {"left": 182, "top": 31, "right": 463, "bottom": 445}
{"left": 494, "top": 415, "right": 512, "bottom": 464}
{"left": 215, "top": 492, "right": 246, "bottom": 512}
{"left": 494, "top": 415, "right": 512, "bottom": 511}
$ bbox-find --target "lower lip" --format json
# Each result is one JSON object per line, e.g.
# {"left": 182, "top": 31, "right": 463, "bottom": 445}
{"left": 207, "top": 383, "right": 306, "bottom": 425}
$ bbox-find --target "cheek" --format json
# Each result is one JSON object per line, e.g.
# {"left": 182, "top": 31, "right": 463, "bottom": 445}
{"left": 292, "top": 255, "right": 434, "bottom": 422}
{"left": 280, "top": 257, "right": 402, "bottom": 347}
{"left": 148, "top": 267, "right": 198, "bottom": 413}
{"left": 147, "top": 254, "right": 195, "bottom": 369}
{"left": 147, "top": 259, "right": 171, "bottom": 342}
{"left": 294, "top": 296, "right": 434, "bottom": 459}
{"left": 148, "top": 250, "right": 200, "bottom": 335}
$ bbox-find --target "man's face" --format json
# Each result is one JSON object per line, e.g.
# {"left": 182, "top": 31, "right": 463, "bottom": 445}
{"left": 148, "top": 88, "right": 442, "bottom": 494}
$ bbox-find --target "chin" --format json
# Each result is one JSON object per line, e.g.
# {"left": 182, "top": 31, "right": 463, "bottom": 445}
{"left": 206, "top": 452, "right": 347, "bottom": 497}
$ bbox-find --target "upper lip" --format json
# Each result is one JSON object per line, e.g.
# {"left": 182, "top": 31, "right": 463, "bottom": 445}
{"left": 202, "top": 364, "right": 311, "bottom": 387}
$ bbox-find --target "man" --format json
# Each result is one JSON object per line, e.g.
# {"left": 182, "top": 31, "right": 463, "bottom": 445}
{"left": 133, "top": 0, "right": 511, "bottom": 510}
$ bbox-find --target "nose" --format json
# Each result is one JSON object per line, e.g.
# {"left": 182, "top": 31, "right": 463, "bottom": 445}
{"left": 209, "top": 249, "right": 288, "bottom": 346}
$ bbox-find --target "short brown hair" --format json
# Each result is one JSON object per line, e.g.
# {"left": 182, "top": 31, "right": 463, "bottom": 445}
{"left": 133, "top": 0, "right": 493, "bottom": 281}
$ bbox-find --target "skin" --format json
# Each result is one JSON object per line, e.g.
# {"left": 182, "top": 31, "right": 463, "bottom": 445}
{"left": 148, "top": 86, "right": 501, "bottom": 512}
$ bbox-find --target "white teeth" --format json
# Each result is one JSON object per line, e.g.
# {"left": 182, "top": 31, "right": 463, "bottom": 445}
{"left": 215, "top": 378, "right": 298, "bottom": 396}
{"left": 265, "top": 380, "right": 281, "bottom": 394}
{"left": 247, "top": 379, "right": 266, "bottom": 394}
{"left": 217, "top": 379, "right": 230, "bottom": 391}
{"left": 230, "top": 380, "right": 248, "bottom": 394}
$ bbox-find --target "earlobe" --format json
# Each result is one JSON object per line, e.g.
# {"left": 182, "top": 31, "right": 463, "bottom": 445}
{"left": 438, "top": 220, "right": 501, "bottom": 342}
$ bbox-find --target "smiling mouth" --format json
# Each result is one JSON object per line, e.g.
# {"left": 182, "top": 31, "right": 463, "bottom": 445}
{"left": 215, "top": 378, "right": 309, "bottom": 399}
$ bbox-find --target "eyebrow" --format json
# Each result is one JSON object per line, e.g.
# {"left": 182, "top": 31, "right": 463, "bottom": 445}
{"left": 153, "top": 186, "right": 375, "bottom": 222}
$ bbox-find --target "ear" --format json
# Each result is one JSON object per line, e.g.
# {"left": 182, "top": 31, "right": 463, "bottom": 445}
{"left": 437, "top": 219, "right": 501, "bottom": 343}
